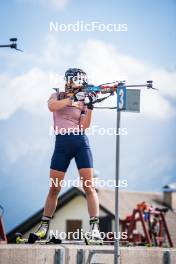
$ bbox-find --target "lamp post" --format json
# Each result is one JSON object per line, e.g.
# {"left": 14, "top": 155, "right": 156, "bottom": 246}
{"left": 114, "top": 81, "right": 156, "bottom": 264}
{"left": 0, "top": 38, "right": 23, "bottom": 51}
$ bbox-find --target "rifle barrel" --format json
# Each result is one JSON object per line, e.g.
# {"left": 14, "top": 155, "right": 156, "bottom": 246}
{"left": 125, "top": 84, "right": 148, "bottom": 88}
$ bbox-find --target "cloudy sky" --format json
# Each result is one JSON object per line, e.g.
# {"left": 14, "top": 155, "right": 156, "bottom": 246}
{"left": 0, "top": 0, "right": 176, "bottom": 232}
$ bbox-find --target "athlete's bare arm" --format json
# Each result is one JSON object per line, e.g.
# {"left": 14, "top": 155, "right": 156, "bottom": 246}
{"left": 80, "top": 108, "right": 93, "bottom": 129}
{"left": 48, "top": 97, "right": 71, "bottom": 112}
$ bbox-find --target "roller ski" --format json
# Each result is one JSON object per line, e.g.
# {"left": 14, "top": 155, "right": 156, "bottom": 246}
{"left": 15, "top": 217, "right": 61, "bottom": 244}
{"left": 84, "top": 217, "right": 103, "bottom": 245}
{"left": 16, "top": 216, "right": 103, "bottom": 245}
{"left": 15, "top": 232, "right": 61, "bottom": 244}
{"left": 15, "top": 231, "right": 103, "bottom": 245}
{"left": 28, "top": 217, "right": 50, "bottom": 243}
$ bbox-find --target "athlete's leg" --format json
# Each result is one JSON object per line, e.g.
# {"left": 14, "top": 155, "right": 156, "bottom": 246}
{"left": 78, "top": 168, "right": 101, "bottom": 240}
{"left": 44, "top": 134, "right": 72, "bottom": 217}
{"left": 75, "top": 135, "right": 101, "bottom": 240}
{"left": 78, "top": 168, "right": 99, "bottom": 217}
{"left": 31, "top": 135, "right": 71, "bottom": 240}
{"left": 30, "top": 169, "right": 66, "bottom": 240}
{"left": 74, "top": 134, "right": 99, "bottom": 217}
{"left": 43, "top": 169, "right": 65, "bottom": 217}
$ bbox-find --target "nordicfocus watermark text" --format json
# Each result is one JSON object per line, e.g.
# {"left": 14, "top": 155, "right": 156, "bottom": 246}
{"left": 50, "top": 229, "right": 128, "bottom": 240}
{"left": 50, "top": 21, "right": 128, "bottom": 32}
{"left": 49, "top": 125, "right": 128, "bottom": 136}
{"left": 50, "top": 177, "right": 128, "bottom": 189}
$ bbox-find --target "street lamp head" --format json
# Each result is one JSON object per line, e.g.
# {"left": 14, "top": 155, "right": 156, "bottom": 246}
{"left": 10, "top": 38, "right": 17, "bottom": 42}
{"left": 147, "top": 80, "right": 153, "bottom": 88}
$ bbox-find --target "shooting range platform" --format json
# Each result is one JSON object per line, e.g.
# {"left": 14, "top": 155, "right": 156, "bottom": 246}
{"left": 0, "top": 244, "right": 176, "bottom": 264}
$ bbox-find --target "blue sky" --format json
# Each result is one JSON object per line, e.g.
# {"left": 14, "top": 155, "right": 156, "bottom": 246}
{"left": 0, "top": 0, "right": 176, "bottom": 232}
{"left": 1, "top": 0, "right": 176, "bottom": 69}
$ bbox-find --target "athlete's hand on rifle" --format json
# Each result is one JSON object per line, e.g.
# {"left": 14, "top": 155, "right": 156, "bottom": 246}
{"left": 85, "top": 92, "right": 97, "bottom": 110}
{"left": 69, "top": 91, "right": 86, "bottom": 107}
{"left": 73, "top": 91, "right": 86, "bottom": 101}
{"left": 69, "top": 91, "right": 97, "bottom": 110}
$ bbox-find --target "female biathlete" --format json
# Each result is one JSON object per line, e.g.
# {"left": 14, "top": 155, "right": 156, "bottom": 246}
{"left": 30, "top": 68, "right": 101, "bottom": 242}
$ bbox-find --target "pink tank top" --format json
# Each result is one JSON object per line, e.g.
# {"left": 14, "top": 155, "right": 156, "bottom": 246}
{"left": 49, "top": 93, "right": 85, "bottom": 133}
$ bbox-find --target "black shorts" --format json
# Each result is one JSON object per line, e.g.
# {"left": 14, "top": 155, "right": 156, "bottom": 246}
{"left": 50, "top": 133, "right": 93, "bottom": 172}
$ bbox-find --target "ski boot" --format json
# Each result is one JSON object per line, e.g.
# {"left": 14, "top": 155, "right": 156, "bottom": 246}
{"left": 84, "top": 217, "right": 103, "bottom": 245}
{"left": 28, "top": 219, "right": 50, "bottom": 243}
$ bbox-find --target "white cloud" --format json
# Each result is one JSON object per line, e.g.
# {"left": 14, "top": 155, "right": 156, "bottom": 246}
{"left": 151, "top": 69, "right": 176, "bottom": 98}
{"left": 77, "top": 39, "right": 176, "bottom": 119}
{"left": 141, "top": 89, "right": 175, "bottom": 119}
{"left": 1, "top": 37, "right": 175, "bottom": 191}
{"left": 0, "top": 35, "right": 72, "bottom": 120}
{"left": 0, "top": 37, "right": 176, "bottom": 120}
{"left": 0, "top": 68, "right": 50, "bottom": 119}
{"left": 77, "top": 40, "right": 146, "bottom": 84}
{"left": 34, "top": 35, "right": 73, "bottom": 67}
{"left": 0, "top": 35, "right": 73, "bottom": 69}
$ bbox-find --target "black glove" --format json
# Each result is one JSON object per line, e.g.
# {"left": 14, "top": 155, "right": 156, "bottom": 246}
{"left": 87, "top": 102, "right": 94, "bottom": 110}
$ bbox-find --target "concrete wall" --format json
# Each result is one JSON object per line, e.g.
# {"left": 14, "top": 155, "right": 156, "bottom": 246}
{"left": 0, "top": 245, "right": 176, "bottom": 264}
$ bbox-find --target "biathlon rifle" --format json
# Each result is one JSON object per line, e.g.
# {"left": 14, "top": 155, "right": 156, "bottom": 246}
{"left": 53, "top": 80, "right": 157, "bottom": 108}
